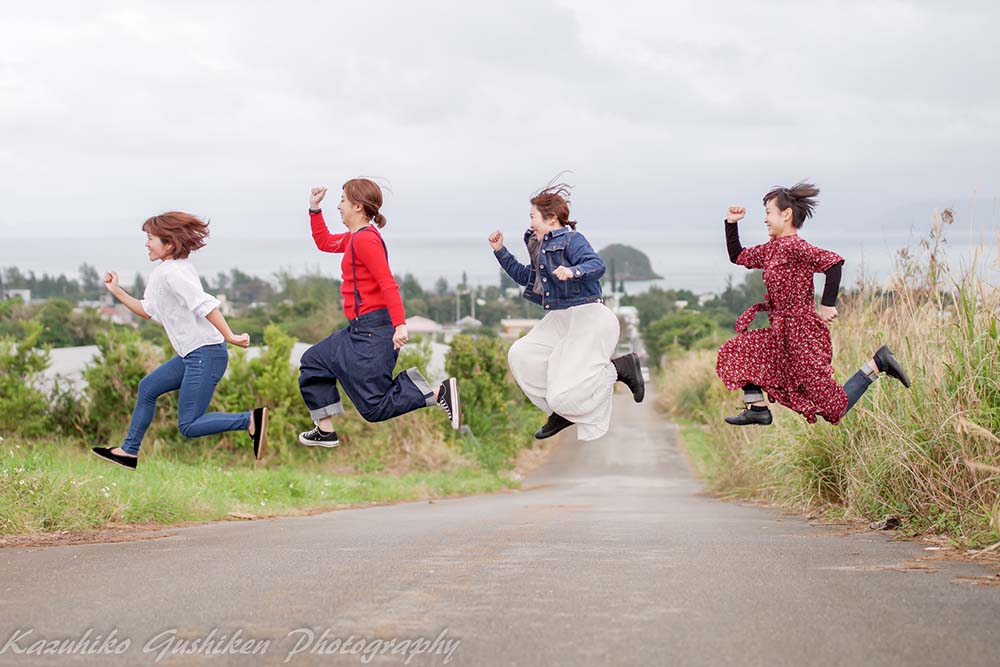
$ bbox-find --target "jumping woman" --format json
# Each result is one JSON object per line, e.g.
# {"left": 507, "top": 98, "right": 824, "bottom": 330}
{"left": 93, "top": 212, "right": 268, "bottom": 470}
{"left": 488, "top": 181, "right": 644, "bottom": 442}
{"left": 297, "top": 179, "right": 460, "bottom": 447}
{"left": 716, "top": 181, "right": 910, "bottom": 426}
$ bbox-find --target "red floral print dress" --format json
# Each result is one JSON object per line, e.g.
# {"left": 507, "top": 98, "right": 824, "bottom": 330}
{"left": 715, "top": 235, "right": 847, "bottom": 424}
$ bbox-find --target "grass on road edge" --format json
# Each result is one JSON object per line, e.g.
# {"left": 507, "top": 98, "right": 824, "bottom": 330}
{"left": 1, "top": 443, "right": 519, "bottom": 535}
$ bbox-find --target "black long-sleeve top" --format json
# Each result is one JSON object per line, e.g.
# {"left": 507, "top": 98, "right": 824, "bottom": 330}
{"left": 725, "top": 221, "right": 843, "bottom": 307}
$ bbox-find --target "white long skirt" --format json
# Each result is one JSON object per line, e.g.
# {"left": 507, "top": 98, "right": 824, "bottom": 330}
{"left": 508, "top": 302, "right": 620, "bottom": 441}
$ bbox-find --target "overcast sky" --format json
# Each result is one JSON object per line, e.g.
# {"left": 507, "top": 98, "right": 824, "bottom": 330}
{"left": 1, "top": 0, "right": 998, "bottom": 240}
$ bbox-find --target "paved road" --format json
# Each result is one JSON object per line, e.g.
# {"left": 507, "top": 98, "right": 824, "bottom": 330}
{"left": 1, "top": 391, "right": 997, "bottom": 666}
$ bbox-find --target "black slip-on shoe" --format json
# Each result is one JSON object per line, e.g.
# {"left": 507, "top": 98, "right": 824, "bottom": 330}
{"left": 298, "top": 427, "right": 340, "bottom": 447}
{"left": 250, "top": 407, "right": 269, "bottom": 460}
{"left": 534, "top": 413, "right": 574, "bottom": 440}
{"left": 873, "top": 345, "right": 911, "bottom": 388}
{"left": 612, "top": 352, "right": 645, "bottom": 403}
{"left": 91, "top": 447, "right": 138, "bottom": 470}
{"left": 724, "top": 408, "right": 773, "bottom": 426}
{"left": 436, "top": 377, "right": 461, "bottom": 430}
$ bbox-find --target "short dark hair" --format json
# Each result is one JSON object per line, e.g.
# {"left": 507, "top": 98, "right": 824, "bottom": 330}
{"left": 763, "top": 181, "right": 820, "bottom": 228}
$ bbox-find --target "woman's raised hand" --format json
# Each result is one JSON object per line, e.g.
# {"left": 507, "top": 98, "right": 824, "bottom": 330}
{"left": 487, "top": 230, "right": 504, "bottom": 251}
{"left": 726, "top": 206, "right": 746, "bottom": 223}
{"left": 310, "top": 187, "right": 327, "bottom": 210}
{"left": 103, "top": 271, "right": 119, "bottom": 293}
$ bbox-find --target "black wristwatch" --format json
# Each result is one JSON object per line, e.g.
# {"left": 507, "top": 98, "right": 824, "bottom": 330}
{"left": 309, "top": 208, "right": 322, "bottom": 214}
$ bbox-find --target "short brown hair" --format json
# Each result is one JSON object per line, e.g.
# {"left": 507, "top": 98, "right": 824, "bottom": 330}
{"left": 141, "top": 212, "right": 210, "bottom": 259}
{"left": 530, "top": 179, "right": 577, "bottom": 230}
{"left": 343, "top": 178, "right": 387, "bottom": 228}
{"left": 762, "top": 181, "right": 820, "bottom": 228}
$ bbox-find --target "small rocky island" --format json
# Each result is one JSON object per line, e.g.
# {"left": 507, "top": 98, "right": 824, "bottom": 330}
{"left": 598, "top": 244, "right": 662, "bottom": 281}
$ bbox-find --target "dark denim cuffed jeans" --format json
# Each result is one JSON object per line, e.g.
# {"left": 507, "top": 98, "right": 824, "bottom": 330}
{"left": 298, "top": 308, "right": 435, "bottom": 423}
{"left": 121, "top": 342, "right": 250, "bottom": 455}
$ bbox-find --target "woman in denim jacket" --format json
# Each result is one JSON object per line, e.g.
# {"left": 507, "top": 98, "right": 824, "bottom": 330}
{"left": 488, "top": 183, "right": 644, "bottom": 441}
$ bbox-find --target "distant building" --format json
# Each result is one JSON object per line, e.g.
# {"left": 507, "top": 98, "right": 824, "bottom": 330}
{"left": 4, "top": 288, "right": 31, "bottom": 304}
{"left": 456, "top": 315, "right": 482, "bottom": 330}
{"left": 406, "top": 315, "right": 445, "bottom": 343}
{"left": 500, "top": 318, "right": 542, "bottom": 340}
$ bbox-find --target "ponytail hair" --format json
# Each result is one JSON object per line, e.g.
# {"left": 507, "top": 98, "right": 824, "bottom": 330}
{"left": 762, "top": 181, "right": 819, "bottom": 228}
{"left": 530, "top": 172, "right": 578, "bottom": 230}
{"left": 342, "top": 178, "right": 387, "bottom": 228}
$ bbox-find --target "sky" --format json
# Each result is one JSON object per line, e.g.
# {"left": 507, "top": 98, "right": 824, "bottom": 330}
{"left": 1, "top": 0, "right": 998, "bottom": 241}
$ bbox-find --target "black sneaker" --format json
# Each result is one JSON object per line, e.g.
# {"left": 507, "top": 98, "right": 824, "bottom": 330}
{"left": 250, "top": 407, "right": 269, "bottom": 460}
{"left": 534, "top": 413, "right": 573, "bottom": 439}
{"left": 612, "top": 353, "right": 645, "bottom": 403}
{"left": 873, "top": 345, "right": 911, "bottom": 388}
{"left": 725, "top": 407, "right": 773, "bottom": 426}
{"left": 298, "top": 426, "right": 340, "bottom": 447}
{"left": 91, "top": 447, "right": 138, "bottom": 470}
{"left": 436, "top": 377, "right": 461, "bottom": 430}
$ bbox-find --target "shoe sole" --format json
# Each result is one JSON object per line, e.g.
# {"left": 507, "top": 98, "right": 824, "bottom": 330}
{"left": 254, "top": 408, "right": 269, "bottom": 461}
{"left": 446, "top": 378, "right": 461, "bottom": 430}
{"left": 630, "top": 353, "right": 645, "bottom": 403}
{"left": 90, "top": 449, "right": 137, "bottom": 471}
{"left": 298, "top": 435, "right": 340, "bottom": 448}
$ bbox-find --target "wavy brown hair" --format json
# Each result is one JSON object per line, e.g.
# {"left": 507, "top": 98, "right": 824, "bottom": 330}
{"left": 141, "top": 212, "right": 209, "bottom": 259}
{"left": 343, "top": 178, "right": 387, "bottom": 228}
{"left": 762, "top": 181, "right": 820, "bottom": 228}
{"left": 530, "top": 174, "right": 577, "bottom": 230}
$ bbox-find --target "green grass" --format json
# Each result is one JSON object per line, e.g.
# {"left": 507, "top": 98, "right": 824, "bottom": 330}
{"left": 0, "top": 442, "right": 518, "bottom": 535}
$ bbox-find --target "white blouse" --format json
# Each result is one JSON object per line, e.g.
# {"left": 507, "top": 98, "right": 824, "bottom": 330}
{"left": 140, "top": 259, "right": 224, "bottom": 357}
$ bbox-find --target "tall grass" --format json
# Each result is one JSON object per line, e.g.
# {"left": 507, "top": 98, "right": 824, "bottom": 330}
{"left": 661, "top": 211, "right": 1000, "bottom": 545}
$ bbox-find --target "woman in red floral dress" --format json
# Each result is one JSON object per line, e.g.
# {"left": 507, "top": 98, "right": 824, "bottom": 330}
{"left": 715, "top": 182, "right": 910, "bottom": 426}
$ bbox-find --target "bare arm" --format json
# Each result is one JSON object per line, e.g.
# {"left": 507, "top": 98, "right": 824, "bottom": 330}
{"left": 205, "top": 308, "right": 250, "bottom": 348}
{"left": 103, "top": 271, "right": 151, "bottom": 320}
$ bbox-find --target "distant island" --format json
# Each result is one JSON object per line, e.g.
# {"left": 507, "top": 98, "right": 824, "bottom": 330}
{"left": 598, "top": 244, "right": 663, "bottom": 281}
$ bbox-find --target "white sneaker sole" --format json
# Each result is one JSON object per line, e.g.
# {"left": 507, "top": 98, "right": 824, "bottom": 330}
{"left": 298, "top": 433, "right": 340, "bottom": 447}
{"left": 445, "top": 378, "right": 461, "bottom": 430}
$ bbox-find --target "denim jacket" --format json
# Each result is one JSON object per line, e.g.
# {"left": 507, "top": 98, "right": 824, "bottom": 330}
{"left": 493, "top": 227, "right": 606, "bottom": 311}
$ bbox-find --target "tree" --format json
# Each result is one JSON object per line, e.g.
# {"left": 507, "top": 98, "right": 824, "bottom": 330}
{"left": 79, "top": 263, "right": 102, "bottom": 299}
{"left": 434, "top": 276, "right": 449, "bottom": 296}
{"left": 132, "top": 273, "right": 146, "bottom": 296}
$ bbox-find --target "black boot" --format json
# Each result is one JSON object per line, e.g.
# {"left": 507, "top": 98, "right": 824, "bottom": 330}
{"left": 535, "top": 413, "right": 574, "bottom": 439}
{"left": 873, "top": 345, "right": 911, "bottom": 388}
{"left": 612, "top": 353, "right": 645, "bottom": 403}
{"left": 725, "top": 406, "right": 773, "bottom": 426}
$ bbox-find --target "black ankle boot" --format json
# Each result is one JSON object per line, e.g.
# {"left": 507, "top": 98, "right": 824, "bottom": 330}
{"left": 725, "top": 406, "right": 773, "bottom": 426}
{"left": 535, "top": 413, "right": 574, "bottom": 439}
{"left": 612, "top": 353, "right": 645, "bottom": 403}
{"left": 873, "top": 345, "right": 911, "bottom": 388}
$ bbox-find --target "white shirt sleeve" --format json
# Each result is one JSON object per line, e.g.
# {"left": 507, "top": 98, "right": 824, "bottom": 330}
{"left": 166, "top": 264, "right": 220, "bottom": 318}
{"left": 140, "top": 285, "right": 160, "bottom": 322}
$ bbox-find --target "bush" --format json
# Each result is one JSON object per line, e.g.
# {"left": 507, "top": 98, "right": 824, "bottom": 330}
{"left": 69, "top": 327, "right": 170, "bottom": 446}
{"left": 0, "top": 321, "right": 52, "bottom": 437}
{"left": 445, "top": 334, "right": 537, "bottom": 469}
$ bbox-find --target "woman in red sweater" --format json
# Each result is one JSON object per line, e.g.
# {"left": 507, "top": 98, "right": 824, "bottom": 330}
{"left": 297, "top": 178, "right": 460, "bottom": 447}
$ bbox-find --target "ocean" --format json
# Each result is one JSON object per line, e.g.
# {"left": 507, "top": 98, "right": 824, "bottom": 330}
{"left": 2, "top": 226, "right": 998, "bottom": 295}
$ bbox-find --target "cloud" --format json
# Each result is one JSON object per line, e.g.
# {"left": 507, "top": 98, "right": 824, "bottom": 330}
{"left": 0, "top": 0, "right": 997, "bottom": 240}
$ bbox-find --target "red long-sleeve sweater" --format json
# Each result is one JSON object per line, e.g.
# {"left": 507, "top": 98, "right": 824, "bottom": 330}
{"left": 309, "top": 211, "right": 406, "bottom": 326}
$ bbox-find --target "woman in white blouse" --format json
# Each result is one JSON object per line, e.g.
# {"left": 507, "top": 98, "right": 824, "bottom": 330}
{"left": 92, "top": 212, "right": 268, "bottom": 470}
